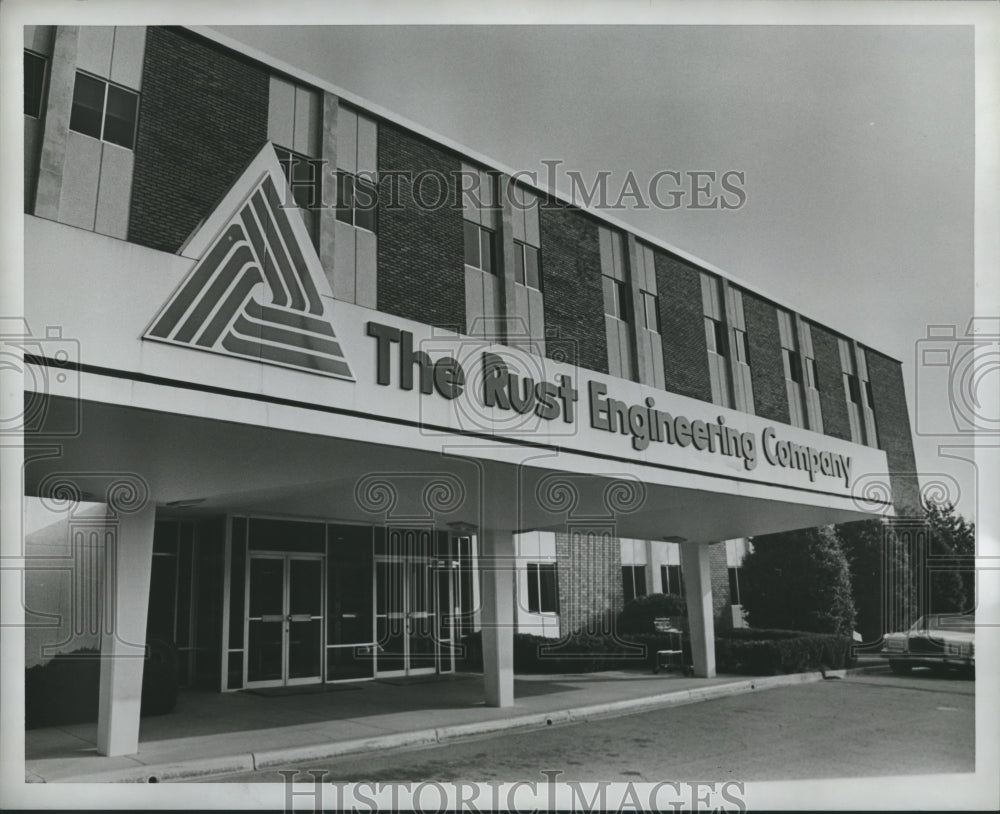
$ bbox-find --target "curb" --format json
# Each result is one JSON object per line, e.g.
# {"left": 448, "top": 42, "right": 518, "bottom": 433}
{"left": 54, "top": 753, "right": 256, "bottom": 784}
{"left": 32, "top": 670, "right": 837, "bottom": 783}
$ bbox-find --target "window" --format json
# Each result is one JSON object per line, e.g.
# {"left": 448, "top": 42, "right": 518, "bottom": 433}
{"left": 464, "top": 221, "right": 496, "bottom": 274}
{"left": 660, "top": 564, "right": 684, "bottom": 597}
{"left": 642, "top": 291, "right": 661, "bottom": 333}
{"left": 513, "top": 240, "right": 541, "bottom": 289}
{"left": 275, "top": 146, "right": 323, "bottom": 211}
{"left": 604, "top": 276, "right": 632, "bottom": 323}
{"left": 864, "top": 380, "right": 875, "bottom": 410}
{"left": 69, "top": 72, "right": 139, "bottom": 149}
{"left": 846, "top": 373, "right": 862, "bottom": 404}
{"left": 705, "top": 316, "right": 728, "bottom": 357}
{"left": 621, "top": 565, "right": 647, "bottom": 603}
{"left": 728, "top": 567, "right": 742, "bottom": 605}
{"left": 24, "top": 50, "right": 47, "bottom": 118}
{"left": 336, "top": 170, "right": 378, "bottom": 233}
{"left": 733, "top": 328, "right": 750, "bottom": 365}
{"left": 526, "top": 563, "right": 559, "bottom": 613}
{"left": 783, "top": 348, "right": 802, "bottom": 384}
{"left": 805, "top": 357, "right": 819, "bottom": 390}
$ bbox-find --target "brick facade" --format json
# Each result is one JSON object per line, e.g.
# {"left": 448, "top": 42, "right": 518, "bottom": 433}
{"left": 554, "top": 528, "right": 622, "bottom": 635}
{"left": 865, "top": 349, "right": 922, "bottom": 515}
{"left": 708, "top": 542, "right": 732, "bottom": 629}
{"left": 742, "top": 292, "right": 790, "bottom": 424}
{"left": 376, "top": 123, "right": 465, "bottom": 332}
{"left": 129, "top": 28, "right": 270, "bottom": 253}
{"left": 809, "top": 322, "right": 853, "bottom": 442}
{"left": 654, "top": 252, "right": 714, "bottom": 403}
{"left": 538, "top": 204, "right": 609, "bottom": 375}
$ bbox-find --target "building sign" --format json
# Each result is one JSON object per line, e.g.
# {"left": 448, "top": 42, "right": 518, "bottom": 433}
{"left": 367, "top": 321, "right": 853, "bottom": 489}
{"left": 143, "top": 146, "right": 354, "bottom": 380}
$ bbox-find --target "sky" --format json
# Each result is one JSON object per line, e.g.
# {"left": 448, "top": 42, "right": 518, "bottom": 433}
{"left": 214, "top": 21, "right": 977, "bottom": 519}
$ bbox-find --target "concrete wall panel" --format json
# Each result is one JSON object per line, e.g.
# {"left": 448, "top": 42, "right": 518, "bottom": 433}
{"left": 59, "top": 130, "right": 101, "bottom": 230}
{"left": 95, "top": 144, "right": 134, "bottom": 239}
{"left": 109, "top": 26, "right": 146, "bottom": 90}
{"left": 76, "top": 26, "right": 114, "bottom": 78}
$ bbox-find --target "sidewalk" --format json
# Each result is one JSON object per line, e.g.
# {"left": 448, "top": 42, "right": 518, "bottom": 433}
{"left": 25, "top": 666, "right": 871, "bottom": 783}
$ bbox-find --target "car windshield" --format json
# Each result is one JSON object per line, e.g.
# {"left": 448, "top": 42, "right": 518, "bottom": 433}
{"left": 910, "top": 614, "right": 975, "bottom": 633}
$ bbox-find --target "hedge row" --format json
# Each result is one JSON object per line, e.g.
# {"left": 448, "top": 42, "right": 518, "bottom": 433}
{"left": 25, "top": 640, "right": 180, "bottom": 730}
{"left": 458, "top": 628, "right": 853, "bottom": 676}
{"left": 715, "top": 631, "right": 854, "bottom": 675}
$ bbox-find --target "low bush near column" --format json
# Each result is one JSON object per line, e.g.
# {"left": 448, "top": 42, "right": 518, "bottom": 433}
{"left": 24, "top": 638, "right": 180, "bottom": 729}
{"left": 714, "top": 629, "right": 855, "bottom": 675}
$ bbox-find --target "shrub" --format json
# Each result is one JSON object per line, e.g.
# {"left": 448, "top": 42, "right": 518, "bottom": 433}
{"left": 714, "top": 629, "right": 854, "bottom": 676}
{"left": 616, "top": 593, "right": 687, "bottom": 634}
{"left": 25, "top": 638, "right": 180, "bottom": 730}
{"left": 742, "top": 526, "right": 856, "bottom": 635}
{"left": 458, "top": 627, "right": 853, "bottom": 676}
{"left": 459, "top": 630, "right": 692, "bottom": 673}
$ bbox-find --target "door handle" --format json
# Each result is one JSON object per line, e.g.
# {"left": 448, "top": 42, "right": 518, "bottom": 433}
{"left": 260, "top": 614, "right": 284, "bottom": 623}
{"left": 287, "top": 614, "right": 313, "bottom": 623}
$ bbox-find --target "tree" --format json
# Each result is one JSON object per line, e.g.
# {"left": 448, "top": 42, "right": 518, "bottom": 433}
{"left": 923, "top": 500, "right": 974, "bottom": 614}
{"left": 837, "top": 518, "right": 915, "bottom": 645}
{"left": 741, "top": 526, "right": 856, "bottom": 635}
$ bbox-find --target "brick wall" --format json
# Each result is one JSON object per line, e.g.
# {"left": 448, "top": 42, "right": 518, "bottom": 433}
{"left": 708, "top": 542, "right": 732, "bottom": 628}
{"left": 554, "top": 528, "right": 622, "bottom": 635}
{"left": 538, "top": 203, "right": 608, "bottom": 374}
{"left": 129, "top": 28, "right": 270, "bottom": 253}
{"left": 809, "top": 322, "right": 852, "bottom": 442}
{"left": 654, "top": 252, "right": 713, "bottom": 403}
{"left": 865, "top": 349, "right": 921, "bottom": 515}
{"left": 742, "top": 292, "right": 790, "bottom": 424}
{"left": 377, "top": 123, "right": 465, "bottom": 332}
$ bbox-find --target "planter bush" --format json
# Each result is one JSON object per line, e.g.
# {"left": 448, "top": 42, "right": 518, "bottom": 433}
{"left": 459, "top": 626, "right": 852, "bottom": 676}
{"left": 25, "top": 638, "right": 180, "bottom": 730}
{"left": 458, "top": 630, "right": 694, "bottom": 674}
{"left": 714, "top": 629, "right": 854, "bottom": 676}
{"left": 617, "top": 593, "right": 687, "bottom": 634}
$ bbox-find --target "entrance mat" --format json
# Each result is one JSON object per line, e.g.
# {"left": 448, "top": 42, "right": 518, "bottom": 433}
{"left": 241, "top": 683, "right": 364, "bottom": 698}
{"left": 375, "top": 674, "right": 477, "bottom": 686}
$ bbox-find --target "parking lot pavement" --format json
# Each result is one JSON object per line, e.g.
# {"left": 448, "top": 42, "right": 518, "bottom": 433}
{"left": 209, "top": 670, "right": 974, "bottom": 783}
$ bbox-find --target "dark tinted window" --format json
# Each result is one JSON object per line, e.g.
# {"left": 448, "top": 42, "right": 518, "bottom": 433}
{"left": 103, "top": 84, "right": 139, "bottom": 148}
{"left": 69, "top": 72, "right": 105, "bottom": 139}
{"left": 24, "top": 51, "right": 47, "bottom": 117}
{"left": 69, "top": 72, "right": 139, "bottom": 149}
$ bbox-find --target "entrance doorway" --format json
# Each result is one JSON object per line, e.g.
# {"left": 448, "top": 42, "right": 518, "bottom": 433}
{"left": 375, "top": 530, "right": 437, "bottom": 676}
{"left": 245, "top": 553, "right": 324, "bottom": 687}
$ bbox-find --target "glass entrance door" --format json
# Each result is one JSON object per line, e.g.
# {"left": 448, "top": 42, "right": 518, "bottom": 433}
{"left": 246, "top": 554, "right": 324, "bottom": 687}
{"left": 375, "top": 529, "right": 438, "bottom": 676}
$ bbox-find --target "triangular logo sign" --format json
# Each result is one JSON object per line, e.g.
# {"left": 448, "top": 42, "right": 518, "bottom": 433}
{"left": 144, "top": 144, "right": 353, "bottom": 381}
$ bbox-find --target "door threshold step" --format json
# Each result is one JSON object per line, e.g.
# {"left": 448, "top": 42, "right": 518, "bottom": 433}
{"left": 240, "top": 683, "right": 364, "bottom": 697}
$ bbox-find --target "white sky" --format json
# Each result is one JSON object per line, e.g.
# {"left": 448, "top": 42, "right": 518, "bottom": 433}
{"left": 216, "top": 20, "right": 978, "bottom": 519}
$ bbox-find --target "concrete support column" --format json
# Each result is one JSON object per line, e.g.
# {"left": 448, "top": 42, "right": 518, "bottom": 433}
{"left": 644, "top": 538, "right": 657, "bottom": 594}
{"left": 34, "top": 26, "right": 79, "bottom": 220}
{"left": 97, "top": 502, "right": 156, "bottom": 757}
{"left": 679, "top": 541, "right": 716, "bottom": 678}
{"left": 480, "top": 526, "right": 516, "bottom": 707}
{"left": 478, "top": 463, "right": 517, "bottom": 707}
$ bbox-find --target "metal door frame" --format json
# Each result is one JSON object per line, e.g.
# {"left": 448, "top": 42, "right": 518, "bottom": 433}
{"left": 374, "top": 530, "right": 438, "bottom": 677}
{"left": 244, "top": 551, "right": 325, "bottom": 688}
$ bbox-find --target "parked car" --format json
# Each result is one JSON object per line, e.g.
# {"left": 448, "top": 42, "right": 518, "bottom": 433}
{"left": 882, "top": 613, "right": 975, "bottom": 675}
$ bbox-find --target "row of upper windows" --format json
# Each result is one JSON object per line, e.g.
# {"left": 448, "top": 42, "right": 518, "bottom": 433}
{"left": 25, "top": 51, "right": 139, "bottom": 151}
{"left": 461, "top": 220, "right": 542, "bottom": 291}
{"left": 23, "top": 45, "right": 881, "bottom": 446}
